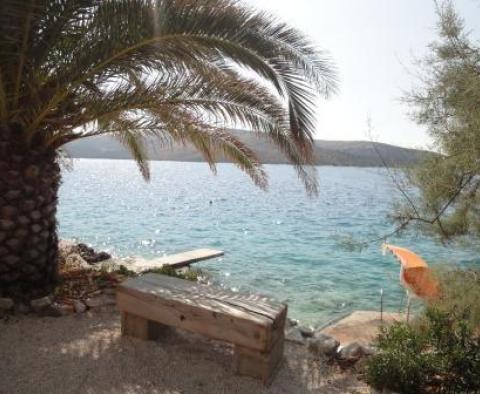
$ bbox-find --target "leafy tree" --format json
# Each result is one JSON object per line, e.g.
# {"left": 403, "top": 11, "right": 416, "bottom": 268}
{"left": 392, "top": 1, "right": 480, "bottom": 241}
{"left": 0, "top": 0, "right": 336, "bottom": 302}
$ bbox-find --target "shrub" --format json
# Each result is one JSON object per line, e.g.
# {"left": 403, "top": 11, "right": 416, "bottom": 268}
{"left": 365, "top": 322, "right": 432, "bottom": 393}
{"left": 144, "top": 265, "right": 203, "bottom": 282}
{"left": 365, "top": 306, "right": 480, "bottom": 393}
{"left": 430, "top": 268, "right": 480, "bottom": 331}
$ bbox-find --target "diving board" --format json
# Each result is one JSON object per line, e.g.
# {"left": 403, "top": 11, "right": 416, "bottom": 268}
{"left": 155, "top": 248, "right": 224, "bottom": 269}
{"left": 116, "top": 248, "right": 224, "bottom": 274}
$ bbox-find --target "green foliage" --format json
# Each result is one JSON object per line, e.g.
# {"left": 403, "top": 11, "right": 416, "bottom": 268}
{"left": 0, "top": 0, "right": 338, "bottom": 194}
{"left": 392, "top": 1, "right": 480, "bottom": 240}
{"left": 430, "top": 267, "right": 480, "bottom": 330}
{"left": 365, "top": 323, "right": 432, "bottom": 393}
{"left": 144, "top": 266, "right": 203, "bottom": 282}
{"left": 116, "top": 264, "right": 137, "bottom": 277}
{"left": 365, "top": 269, "right": 480, "bottom": 393}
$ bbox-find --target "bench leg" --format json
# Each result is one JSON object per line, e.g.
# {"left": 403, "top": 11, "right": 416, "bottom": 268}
{"left": 121, "top": 312, "right": 169, "bottom": 341}
{"left": 233, "top": 337, "right": 284, "bottom": 386}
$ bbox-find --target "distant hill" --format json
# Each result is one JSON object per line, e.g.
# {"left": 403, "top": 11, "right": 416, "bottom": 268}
{"left": 65, "top": 130, "right": 429, "bottom": 167}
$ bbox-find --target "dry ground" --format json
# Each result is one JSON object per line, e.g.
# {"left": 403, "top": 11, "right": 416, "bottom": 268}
{"left": 0, "top": 308, "right": 371, "bottom": 394}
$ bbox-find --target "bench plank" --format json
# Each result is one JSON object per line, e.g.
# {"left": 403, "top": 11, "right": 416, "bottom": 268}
{"left": 139, "top": 273, "right": 285, "bottom": 319}
{"left": 117, "top": 274, "right": 286, "bottom": 351}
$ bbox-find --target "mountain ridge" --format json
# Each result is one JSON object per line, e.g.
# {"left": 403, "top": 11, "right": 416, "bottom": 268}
{"left": 65, "top": 130, "right": 429, "bottom": 167}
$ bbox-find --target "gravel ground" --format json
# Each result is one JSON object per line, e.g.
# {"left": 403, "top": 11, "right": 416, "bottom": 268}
{"left": 0, "top": 309, "right": 370, "bottom": 394}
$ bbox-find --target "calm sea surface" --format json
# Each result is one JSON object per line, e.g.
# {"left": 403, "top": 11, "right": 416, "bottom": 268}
{"left": 58, "top": 159, "right": 479, "bottom": 326}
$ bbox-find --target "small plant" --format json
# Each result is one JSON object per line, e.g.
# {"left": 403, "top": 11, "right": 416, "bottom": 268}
{"left": 430, "top": 268, "right": 480, "bottom": 331}
{"left": 365, "top": 322, "right": 432, "bottom": 393}
{"left": 365, "top": 307, "right": 480, "bottom": 393}
{"left": 116, "top": 265, "right": 137, "bottom": 277}
{"left": 144, "top": 266, "right": 203, "bottom": 282}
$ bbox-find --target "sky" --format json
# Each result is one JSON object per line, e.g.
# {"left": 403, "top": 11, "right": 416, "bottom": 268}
{"left": 245, "top": 0, "right": 480, "bottom": 149}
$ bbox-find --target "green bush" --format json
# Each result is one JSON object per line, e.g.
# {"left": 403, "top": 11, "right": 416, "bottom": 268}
{"left": 365, "top": 306, "right": 480, "bottom": 393}
{"left": 365, "top": 322, "right": 432, "bottom": 393}
{"left": 430, "top": 268, "right": 480, "bottom": 331}
{"left": 144, "top": 265, "right": 203, "bottom": 282}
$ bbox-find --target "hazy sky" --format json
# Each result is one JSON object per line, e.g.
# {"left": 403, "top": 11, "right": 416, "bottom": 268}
{"left": 245, "top": 0, "right": 480, "bottom": 148}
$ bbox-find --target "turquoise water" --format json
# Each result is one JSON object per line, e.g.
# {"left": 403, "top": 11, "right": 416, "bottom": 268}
{"left": 58, "top": 159, "right": 479, "bottom": 326}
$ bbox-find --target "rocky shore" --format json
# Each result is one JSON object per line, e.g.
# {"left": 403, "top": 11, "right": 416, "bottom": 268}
{"left": 0, "top": 240, "right": 409, "bottom": 392}
{"left": 0, "top": 241, "right": 404, "bottom": 376}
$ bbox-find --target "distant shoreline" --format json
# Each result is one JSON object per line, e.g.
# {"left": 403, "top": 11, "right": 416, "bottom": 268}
{"left": 65, "top": 130, "right": 432, "bottom": 168}
{"left": 65, "top": 156, "right": 405, "bottom": 169}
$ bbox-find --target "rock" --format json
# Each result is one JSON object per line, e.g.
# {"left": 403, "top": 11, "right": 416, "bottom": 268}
{"left": 84, "top": 295, "right": 116, "bottom": 308}
{"left": 307, "top": 334, "right": 340, "bottom": 356}
{"left": 58, "top": 239, "right": 78, "bottom": 257}
{"left": 55, "top": 303, "right": 75, "bottom": 315}
{"left": 362, "top": 345, "right": 378, "bottom": 356}
{"left": 77, "top": 243, "right": 111, "bottom": 264}
{"left": 73, "top": 300, "right": 87, "bottom": 313}
{"left": 286, "top": 318, "right": 299, "bottom": 328}
{"left": 102, "top": 288, "right": 116, "bottom": 296}
{"left": 58, "top": 240, "right": 112, "bottom": 267}
{"left": 298, "top": 326, "right": 314, "bottom": 338}
{"left": 88, "top": 290, "right": 103, "bottom": 297}
{"left": 0, "top": 297, "right": 14, "bottom": 311}
{"left": 285, "top": 327, "right": 306, "bottom": 344}
{"left": 30, "top": 295, "right": 53, "bottom": 312}
{"left": 37, "top": 304, "right": 64, "bottom": 317}
{"left": 64, "top": 253, "right": 90, "bottom": 271}
{"left": 337, "top": 342, "right": 366, "bottom": 361}
{"left": 14, "top": 303, "right": 31, "bottom": 315}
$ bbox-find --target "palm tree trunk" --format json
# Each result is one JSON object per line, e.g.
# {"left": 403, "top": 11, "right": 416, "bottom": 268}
{"left": 0, "top": 131, "right": 60, "bottom": 302}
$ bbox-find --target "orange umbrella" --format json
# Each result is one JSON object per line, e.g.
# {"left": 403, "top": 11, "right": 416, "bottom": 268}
{"left": 383, "top": 244, "right": 439, "bottom": 299}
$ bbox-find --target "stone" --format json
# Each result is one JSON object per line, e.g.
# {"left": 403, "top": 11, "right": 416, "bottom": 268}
{"left": 102, "top": 288, "right": 116, "bottom": 296}
{"left": 85, "top": 295, "right": 116, "bottom": 308}
{"left": 64, "top": 254, "right": 90, "bottom": 270}
{"left": 0, "top": 297, "right": 14, "bottom": 311}
{"left": 77, "top": 243, "right": 111, "bottom": 264}
{"left": 30, "top": 295, "right": 53, "bottom": 312}
{"left": 337, "top": 342, "right": 366, "bottom": 361}
{"left": 14, "top": 303, "right": 31, "bottom": 315}
{"left": 37, "top": 304, "right": 63, "bottom": 317}
{"left": 286, "top": 318, "right": 299, "bottom": 328}
{"left": 285, "top": 327, "right": 306, "bottom": 344}
{"left": 307, "top": 334, "right": 339, "bottom": 356}
{"left": 298, "top": 326, "right": 314, "bottom": 338}
{"left": 52, "top": 303, "right": 75, "bottom": 316}
{"left": 73, "top": 300, "right": 87, "bottom": 313}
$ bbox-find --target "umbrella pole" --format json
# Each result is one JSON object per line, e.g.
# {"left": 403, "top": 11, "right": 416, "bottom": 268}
{"left": 380, "top": 288, "right": 384, "bottom": 322}
{"left": 406, "top": 291, "right": 411, "bottom": 323}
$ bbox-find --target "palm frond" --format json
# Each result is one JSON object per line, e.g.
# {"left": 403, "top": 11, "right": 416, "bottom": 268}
{"left": 0, "top": 0, "right": 337, "bottom": 193}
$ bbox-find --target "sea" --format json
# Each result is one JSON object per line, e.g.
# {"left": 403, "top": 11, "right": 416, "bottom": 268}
{"left": 58, "top": 159, "right": 479, "bottom": 327}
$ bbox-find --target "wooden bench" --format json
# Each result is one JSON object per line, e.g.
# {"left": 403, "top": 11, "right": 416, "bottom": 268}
{"left": 116, "top": 273, "right": 287, "bottom": 385}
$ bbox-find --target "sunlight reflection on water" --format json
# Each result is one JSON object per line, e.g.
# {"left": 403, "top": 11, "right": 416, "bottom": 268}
{"left": 58, "top": 159, "right": 480, "bottom": 326}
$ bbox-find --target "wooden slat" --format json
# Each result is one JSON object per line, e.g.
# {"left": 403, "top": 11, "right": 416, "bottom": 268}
{"left": 117, "top": 274, "right": 287, "bottom": 351}
{"left": 139, "top": 274, "right": 284, "bottom": 319}
{"left": 154, "top": 249, "right": 224, "bottom": 269}
{"left": 234, "top": 335, "right": 285, "bottom": 385}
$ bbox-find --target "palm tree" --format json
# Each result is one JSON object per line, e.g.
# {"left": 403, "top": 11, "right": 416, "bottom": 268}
{"left": 0, "top": 0, "right": 336, "bottom": 303}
